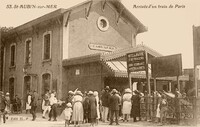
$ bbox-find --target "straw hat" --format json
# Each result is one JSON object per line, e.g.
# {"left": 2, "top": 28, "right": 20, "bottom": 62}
{"left": 75, "top": 91, "right": 83, "bottom": 96}
{"left": 105, "top": 86, "right": 110, "bottom": 90}
{"left": 68, "top": 91, "right": 74, "bottom": 95}
{"left": 88, "top": 91, "right": 94, "bottom": 95}
{"left": 125, "top": 88, "right": 132, "bottom": 93}
{"left": 112, "top": 89, "right": 117, "bottom": 94}
{"left": 6, "top": 92, "right": 10, "bottom": 96}
{"left": 93, "top": 91, "right": 98, "bottom": 96}
{"left": 66, "top": 102, "right": 72, "bottom": 108}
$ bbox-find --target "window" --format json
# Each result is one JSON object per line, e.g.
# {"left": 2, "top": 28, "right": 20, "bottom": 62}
{"left": 43, "top": 31, "right": 51, "bottom": 60}
{"left": 42, "top": 73, "right": 51, "bottom": 95}
{"left": 97, "top": 16, "right": 109, "bottom": 31}
{"left": 10, "top": 44, "right": 16, "bottom": 67}
{"left": 25, "top": 38, "right": 32, "bottom": 65}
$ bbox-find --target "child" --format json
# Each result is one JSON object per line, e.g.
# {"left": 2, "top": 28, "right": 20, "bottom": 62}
{"left": 159, "top": 94, "right": 168, "bottom": 126}
{"left": 61, "top": 103, "right": 73, "bottom": 127}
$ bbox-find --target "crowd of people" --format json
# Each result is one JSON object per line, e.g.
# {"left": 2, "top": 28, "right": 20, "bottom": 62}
{"left": 0, "top": 86, "right": 190, "bottom": 126}
{"left": 38, "top": 86, "right": 170, "bottom": 126}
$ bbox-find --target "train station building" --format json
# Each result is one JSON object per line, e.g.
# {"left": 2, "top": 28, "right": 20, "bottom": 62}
{"left": 0, "top": 0, "right": 189, "bottom": 108}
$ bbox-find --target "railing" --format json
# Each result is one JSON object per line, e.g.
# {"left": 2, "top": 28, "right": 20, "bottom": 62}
{"left": 139, "top": 96, "right": 200, "bottom": 125}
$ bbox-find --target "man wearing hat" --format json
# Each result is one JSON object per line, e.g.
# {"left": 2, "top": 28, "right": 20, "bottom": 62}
{"left": 109, "top": 89, "right": 120, "bottom": 125}
{"left": 30, "top": 90, "right": 39, "bottom": 121}
{"left": 101, "top": 86, "right": 110, "bottom": 122}
{"left": 42, "top": 90, "right": 51, "bottom": 119}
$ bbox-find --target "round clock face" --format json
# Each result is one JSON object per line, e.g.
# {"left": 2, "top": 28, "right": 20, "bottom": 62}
{"left": 97, "top": 16, "right": 109, "bottom": 32}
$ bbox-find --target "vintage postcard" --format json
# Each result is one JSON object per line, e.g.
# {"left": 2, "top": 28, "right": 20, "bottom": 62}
{"left": 0, "top": 0, "right": 200, "bottom": 126}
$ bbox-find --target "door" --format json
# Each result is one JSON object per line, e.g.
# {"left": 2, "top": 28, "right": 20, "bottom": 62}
{"left": 9, "top": 77, "right": 15, "bottom": 101}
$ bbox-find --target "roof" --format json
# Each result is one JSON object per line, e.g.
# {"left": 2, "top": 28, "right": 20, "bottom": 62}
{"left": 8, "top": 9, "right": 67, "bottom": 34}
{"left": 6, "top": 0, "right": 146, "bottom": 35}
{"left": 101, "top": 44, "right": 162, "bottom": 61}
{"left": 108, "top": 0, "right": 147, "bottom": 33}
{"left": 62, "top": 44, "right": 162, "bottom": 66}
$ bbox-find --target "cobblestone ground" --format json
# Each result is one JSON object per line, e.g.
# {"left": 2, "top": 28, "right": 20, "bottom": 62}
{"left": 0, "top": 113, "right": 198, "bottom": 127}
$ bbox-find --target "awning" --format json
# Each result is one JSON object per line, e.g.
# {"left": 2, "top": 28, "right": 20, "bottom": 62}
{"left": 63, "top": 45, "right": 162, "bottom": 66}
{"left": 62, "top": 45, "right": 189, "bottom": 81}
{"left": 103, "top": 60, "right": 189, "bottom": 81}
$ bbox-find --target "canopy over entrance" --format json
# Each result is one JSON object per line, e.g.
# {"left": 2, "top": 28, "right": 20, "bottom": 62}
{"left": 63, "top": 45, "right": 189, "bottom": 81}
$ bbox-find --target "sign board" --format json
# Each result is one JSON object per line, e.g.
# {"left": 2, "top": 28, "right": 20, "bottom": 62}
{"left": 88, "top": 43, "right": 117, "bottom": 52}
{"left": 127, "top": 51, "right": 146, "bottom": 72}
{"left": 151, "top": 54, "right": 182, "bottom": 78}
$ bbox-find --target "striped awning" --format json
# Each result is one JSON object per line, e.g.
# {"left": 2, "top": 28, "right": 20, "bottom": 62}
{"left": 103, "top": 60, "right": 189, "bottom": 81}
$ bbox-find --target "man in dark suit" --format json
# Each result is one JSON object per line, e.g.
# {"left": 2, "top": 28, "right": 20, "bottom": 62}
{"left": 109, "top": 89, "right": 120, "bottom": 125}
{"left": 30, "top": 90, "right": 39, "bottom": 121}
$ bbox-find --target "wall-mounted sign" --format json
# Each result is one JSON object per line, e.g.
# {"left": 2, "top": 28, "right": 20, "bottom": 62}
{"left": 127, "top": 51, "right": 146, "bottom": 72}
{"left": 88, "top": 43, "right": 117, "bottom": 52}
{"left": 151, "top": 54, "right": 182, "bottom": 78}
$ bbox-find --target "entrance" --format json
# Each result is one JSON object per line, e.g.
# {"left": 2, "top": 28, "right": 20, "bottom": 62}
{"left": 9, "top": 77, "right": 15, "bottom": 101}
{"left": 23, "top": 76, "right": 31, "bottom": 109}
{"left": 42, "top": 73, "right": 51, "bottom": 95}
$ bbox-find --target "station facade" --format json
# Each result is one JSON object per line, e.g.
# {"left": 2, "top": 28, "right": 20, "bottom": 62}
{"left": 1, "top": 0, "right": 189, "bottom": 108}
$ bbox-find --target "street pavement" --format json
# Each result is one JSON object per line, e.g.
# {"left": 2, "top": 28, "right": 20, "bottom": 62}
{"left": 0, "top": 113, "right": 199, "bottom": 127}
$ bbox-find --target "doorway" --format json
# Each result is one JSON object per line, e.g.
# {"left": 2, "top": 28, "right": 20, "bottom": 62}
{"left": 9, "top": 77, "right": 15, "bottom": 101}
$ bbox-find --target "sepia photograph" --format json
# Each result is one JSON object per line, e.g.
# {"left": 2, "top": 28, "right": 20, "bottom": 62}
{"left": 0, "top": 0, "right": 200, "bottom": 126}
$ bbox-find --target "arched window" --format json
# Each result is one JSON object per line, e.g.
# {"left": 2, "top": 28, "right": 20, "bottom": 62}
{"left": 25, "top": 38, "right": 32, "bottom": 65}
{"left": 43, "top": 31, "right": 52, "bottom": 60}
{"left": 9, "top": 77, "right": 15, "bottom": 100}
{"left": 24, "top": 76, "right": 31, "bottom": 96}
{"left": 10, "top": 44, "right": 16, "bottom": 67}
{"left": 42, "top": 73, "right": 51, "bottom": 95}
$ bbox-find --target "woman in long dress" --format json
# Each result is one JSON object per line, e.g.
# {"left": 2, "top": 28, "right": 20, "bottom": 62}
{"left": 122, "top": 88, "right": 132, "bottom": 122}
{"left": 93, "top": 91, "right": 100, "bottom": 125}
{"left": 131, "top": 90, "right": 141, "bottom": 122}
{"left": 72, "top": 91, "right": 84, "bottom": 127}
{"left": 88, "top": 91, "right": 97, "bottom": 127}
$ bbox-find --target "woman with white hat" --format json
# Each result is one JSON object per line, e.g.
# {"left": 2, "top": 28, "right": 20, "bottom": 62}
{"left": 122, "top": 88, "right": 132, "bottom": 122}
{"left": 72, "top": 91, "right": 84, "bottom": 127}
